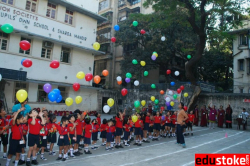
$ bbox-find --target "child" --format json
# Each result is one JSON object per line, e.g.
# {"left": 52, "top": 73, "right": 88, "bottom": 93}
{"left": 128, "top": 116, "right": 134, "bottom": 141}
{"left": 111, "top": 118, "right": 116, "bottom": 148}
{"left": 143, "top": 112, "right": 150, "bottom": 143}
{"left": 171, "top": 111, "right": 177, "bottom": 137}
{"left": 48, "top": 115, "right": 57, "bottom": 156}
{"left": 19, "top": 116, "right": 28, "bottom": 165}
{"left": 91, "top": 119, "right": 99, "bottom": 150}
{"left": 95, "top": 113, "right": 101, "bottom": 126}
{"left": 165, "top": 112, "right": 172, "bottom": 138}
{"left": 187, "top": 111, "right": 195, "bottom": 136}
{"left": 26, "top": 110, "right": 45, "bottom": 166}
{"left": 5, "top": 109, "right": 24, "bottom": 166}
{"left": 37, "top": 115, "right": 49, "bottom": 160}
{"left": 74, "top": 110, "right": 86, "bottom": 154}
{"left": 100, "top": 119, "right": 107, "bottom": 146}
{"left": 84, "top": 117, "right": 92, "bottom": 154}
{"left": 161, "top": 114, "right": 166, "bottom": 137}
{"left": 105, "top": 120, "right": 113, "bottom": 151}
{"left": 134, "top": 114, "right": 143, "bottom": 146}
{"left": 56, "top": 116, "right": 70, "bottom": 161}
{"left": 0, "top": 107, "right": 10, "bottom": 159}
{"left": 115, "top": 112, "right": 123, "bottom": 148}
{"left": 148, "top": 115, "right": 154, "bottom": 139}
{"left": 123, "top": 118, "right": 130, "bottom": 146}
{"left": 68, "top": 114, "right": 77, "bottom": 157}
{"left": 153, "top": 112, "right": 161, "bottom": 141}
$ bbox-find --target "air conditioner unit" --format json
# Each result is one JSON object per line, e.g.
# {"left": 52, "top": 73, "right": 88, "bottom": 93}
{"left": 44, "top": 41, "right": 54, "bottom": 48}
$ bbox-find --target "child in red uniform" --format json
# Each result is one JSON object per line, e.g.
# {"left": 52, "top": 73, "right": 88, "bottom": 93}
{"left": 68, "top": 114, "right": 77, "bottom": 157}
{"left": 105, "top": 120, "right": 113, "bottom": 151}
{"left": 95, "top": 113, "right": 101, "bottom": 126}
{"left": 128, "top": 116, "right": 134, "bottom": 141}
{"left": 161, "top": 114, "right": 166, "bottom": 137}
{"left": 171, "top": 111, "right": 177, "bottom": 137}
{"left": 187, "top": 111, "right": 195, "bottom": 136}
{"left": 37, "top": 115, "right": 49, "bottom": 160}
{"left": 111, "top": 119, "right": 116, "bottom": 148}
{"left": 0, "top": 107, "right": 10, "bottom": 159}
{"left": 48, "top": 115, "right": 57, "bottom": 156}
{"left": 134, "top": 114, "right": 143, "bottom": 146}
{"left": 123, "top": 118, "right": 130, "bottom": 146}
{"left": 165, "top": 112, "right": 172, "bottom": 138}
{"left": 74, "top": 110, "right": 86, "bottom": 155}
{"left": 153, "top": 112, "right": 161, "bottom": 141}
{"left": 115, "top": 112, "right": 123, "bottom": 148}
{"left": 143, "top": 112, "right": 150, "bottom": 143}
{"left": 148, "top": 115, "right": 154, "bottom": 139}
{"left": 100, "top": 119, "right": 107, "bottom": 146}
{"left": 20, "top": 116, "right": 28, "bottom": 164}
{"left": 84, "top": 118, "right": 92, "bottom": 154}
{"left": 91, "top": 119, "right": 99, "bottom": 150}
{"left": 5, "top": 110, "right": 24, "bottom": 166}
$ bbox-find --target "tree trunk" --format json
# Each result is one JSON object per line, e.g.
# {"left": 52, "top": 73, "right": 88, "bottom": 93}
{"left": 187, "top": 85, "right": 201, "bottom": 111}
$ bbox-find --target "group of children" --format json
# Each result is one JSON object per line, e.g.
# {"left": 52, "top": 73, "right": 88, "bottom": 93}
{"left": 0, "top": 106, "right": 196, "bottom": 166}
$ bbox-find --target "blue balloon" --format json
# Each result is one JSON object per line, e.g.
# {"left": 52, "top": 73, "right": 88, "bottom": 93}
{"left": 21, "top": 58, "right": 26, "bottom": 65}
{"left": 170, "top": 82, "right": 175, "bottom": 86}
{"left": 48, "top": 92, "right": 57, "bottom": 102}
{"left": 56, "top": 95, "right": 62, "bottom": 103}
{"left": 114, "top": 25, "right": 120, "bottom": 31}
{"left": 53, "top": 88, "right": 61, "bottom": 96}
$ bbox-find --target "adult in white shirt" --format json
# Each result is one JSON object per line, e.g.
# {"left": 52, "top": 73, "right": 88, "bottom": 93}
{"left": 242, "top": 108, "right": 249, "bottom": 130}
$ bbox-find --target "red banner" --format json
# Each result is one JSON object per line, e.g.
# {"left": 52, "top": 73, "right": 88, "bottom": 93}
{"left": 243, "top": 99, "right": 250, "bottom": 103}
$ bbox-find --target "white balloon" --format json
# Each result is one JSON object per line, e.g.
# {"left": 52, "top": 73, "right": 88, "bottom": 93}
{"left": 0, "top": 74, "right": 2, "bottom": 81}
{"left": 168, "top": 90, "right": 173, "bottom": 95}
{"left": 103, "top": 105, "right": 110, "bottom": 113}
{"left": 116, "top": 76, "right": 122, "bottom": 81}
{"left": 134, "top": 80, "right": 139, "bottom": 86}
{"left": 175, "top": 71, "right": 180, "bottom": 76}
{"left": 166, "top": 97, "right": 171, "bottom": 102}
{"left": 161, "top": 36, "right": 166, "bottom": 41}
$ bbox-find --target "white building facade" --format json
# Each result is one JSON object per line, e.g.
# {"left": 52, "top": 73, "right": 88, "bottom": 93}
{"left": 0, "top": 0, "right": 106, "bottom": 112}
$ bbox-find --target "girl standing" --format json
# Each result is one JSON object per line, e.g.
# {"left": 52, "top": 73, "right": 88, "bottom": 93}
{"left": 100, "top": 119, "right": 107, "bottom": 146}
{"left": 91, "top": 119, "right": 99, "bottom": 150}
{"left": 123, "top": 118, "right": 130, "bottom": 146}
{"left": 165, "top": 112, "right": 172, "bottom": 138}
{"left": 200, "top": 105, "right": 208, "bottom": 127}
{"left": 153, "top": 112, "right": 161, "bottom": 141}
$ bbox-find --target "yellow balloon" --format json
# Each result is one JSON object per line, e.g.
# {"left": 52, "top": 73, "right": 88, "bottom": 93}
{"left": 170, "top": 101, "right": 175, "bottom": 106}
{"left": 151, "top": 96, "right": 155, "bottom": 102}
{"left": 184, "top": 93, "right": 189, "bottom": 97}
{"left": 76, "top": 71, "right": 85, "bottom": 79}
{"left": 141, "top": 100, "right": 146, "bottom": 106}
{"left": 140, "top": 61, "right": 146, "bottom": 66}
{"left": 153, "top": 52, "right": 158, "bottom": 58}
{"left": 93, "top": 42, "right": 100, "bottom": 51}
{"left": 75, "top": 96, "right": 82, "bottom": 104}
{"left": 16, "top": 89, "right": 28, "bottom": 103}
{"left": 107, "top": 98, "right": 114, "bottom": 107}
{"left": 132, "top": 115, "right": 138, "bottom": 123}
{"left": 65, "top": 97, "right": 73, "bottom": 106}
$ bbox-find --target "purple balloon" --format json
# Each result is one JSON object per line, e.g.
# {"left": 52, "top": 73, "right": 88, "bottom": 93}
{"left": 125, "top": 78, "right": 131, "bottom": 83}
{"left": 151, "top": 55, "right": 157, "bottom": 60}
{"left": 162, "top": 116, "right": 165, "bottom": 121}
{"left": 166, "top": 101, "right": 170, "bottom": 106}
{"left": 43, "top": 83, "right": 52, "bottom": 93}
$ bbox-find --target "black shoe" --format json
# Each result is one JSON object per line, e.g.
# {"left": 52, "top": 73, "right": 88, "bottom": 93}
{"left": 144, "top": 140, "right": 150, "bottom": 143}
{"left": 137, "top": 143, "right": 142, "bottom": 146}
{"left": 56, "top": 157, "right": 62, "bottom": 160}
{"left": 44, "top": 149, "right": 50, "bottom": 152}
{"left": 155, "top": 138, "right": 159, "bottom": 141}
{"left": 73, "top": 152, "right": 80, "bottom": 156}
{"left": 26, "top": 161, "right": 31, "bottom": 166}
{"left": 115, "top": 145, "right": 120, "bottom": 149}
{"left": 152, "top": 138, "right": 155, "bottom": 141}
{"left": 133, "top": 143, "right": 138, "bottom": 145}
{"left": 18, "top": 160, "right": 25, "bottom": 165}
{"left": 84, "top": 150, "right": 92, "bottom": 154}
{"left": 31, "top": 160, "right": 38, "bottom": 165}
{"left": 62, "top": 158, "right": 66, "bottom": 161}
{"left": 78, "top": 148, "right": 82, "bottom": 151}
{"left": 119, "top": 145, "right": 124, "bottom": 148}
{"left": 187, "top": 133, "right": 190, "bottom": 135}
{"left": 77, "top": 151, "right": 83, "bottom": 155}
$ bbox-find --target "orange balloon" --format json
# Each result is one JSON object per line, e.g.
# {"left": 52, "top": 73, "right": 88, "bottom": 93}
{"left": 94, "top": 75, "right": 101, "bottom": 84}
{"left": 117, "top": 80, "right": 122, "bottom": 85}
{"left": 160, "top": 90, "right": 165, "bottom": 95}
{"left": 102, "top": 70, "right": 109, "bottom": 76}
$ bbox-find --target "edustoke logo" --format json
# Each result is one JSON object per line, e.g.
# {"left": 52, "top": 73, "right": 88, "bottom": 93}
{"left": 195, "top": 154, "right": 250, "bottom": 166}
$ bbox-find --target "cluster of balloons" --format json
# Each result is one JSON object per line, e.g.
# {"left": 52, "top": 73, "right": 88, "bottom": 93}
{"left": 116, "top": 76, "right": 122, "bottom": 85}
{"left": 151, "top": 52, "right": 158, "bottom": 61}
{"left": 103, "top": 98, "right": 115, "bottom": 113}
{"left": 16, "top": 89, "right": 28, "bottom": 103}
{"left": 48, "top": 88, "right": 62, "bottom": 103}
{"left": 21, "top": 58, "right": 33, "bottom": 68}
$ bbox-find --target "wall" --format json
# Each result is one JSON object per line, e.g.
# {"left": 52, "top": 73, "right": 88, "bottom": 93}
{"left": 67, "top": 0, "right": 99, "bottom": 14}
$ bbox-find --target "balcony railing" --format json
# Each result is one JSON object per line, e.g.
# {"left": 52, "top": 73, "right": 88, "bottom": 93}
{"left": 97, "top": 20, "right": 112, "bottom": 27}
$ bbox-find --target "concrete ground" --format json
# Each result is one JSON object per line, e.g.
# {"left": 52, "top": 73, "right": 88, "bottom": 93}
{"left": 0, "top": 114, "right": 249, "bottom": 166}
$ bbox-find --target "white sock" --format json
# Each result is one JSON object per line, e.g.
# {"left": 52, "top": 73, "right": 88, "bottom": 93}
{"left": 59, "top": 154, "right": 62, "bottom": 158}
{"left": 47, "top": 144, "right": 50, "bottom": 149}
{"left": 85, "top": 147, "right": 89, "bottom": 152}
{"left": 6, "top": 158, "right": 11, "bottom": 166}
{"left": 63, "top": 154, "right": 67, "bottom": 159}
{"left": 14, "top": 160, "right": 18, "bottom": 166}
{"left": 3, "top": 153, "right": 7, "bottom": 157}
{"left": 41, "top": 153, "right": 44, "bottom": 158}
{"left": 70, "top": 148, "right": 73, "bottom": 156}
{"left": 21, "top": 153, "right": 25, "bottom": 161}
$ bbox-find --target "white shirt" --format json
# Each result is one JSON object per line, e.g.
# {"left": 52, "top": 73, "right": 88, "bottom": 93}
{"left": 242, "top": 112, "right": 249, "bottom": 118}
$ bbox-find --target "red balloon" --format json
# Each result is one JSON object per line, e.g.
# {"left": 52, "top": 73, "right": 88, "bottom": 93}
{"left": 73, "top": 83, "right": 80, "bottom": 91}
{"left": 22, "top": 59, "right": 32, "bottom": 68}
{"left": 160, "top": 106, "right": 165, "bottom": 111}
{"left": 177, "top": 88, "right": 181, "bottom": 94}
{"left": 50, "top": 60, "right": 60, "bottom": 69}
{"left": 166, "top": 70, "right": 171, "bottom": 75}
{"left": 140, "top": 29, "right": 146, "bottom": 34}
{"left": 184, "top": 106, "right": 188, "bottom": 111}
{"left": 111, "top": 37, "right": 116, "bottom": 43}
{"left": 85, "top": 73, "right": 93, "bottom": 82}
{"left": 180, "top": 85, "right": 185, "bottom": 90}
{"left": 121, "top": 88, "right": 128, "bottom": 96}
{"left": 19, "top": 40, "right": 31, "bottom": 51}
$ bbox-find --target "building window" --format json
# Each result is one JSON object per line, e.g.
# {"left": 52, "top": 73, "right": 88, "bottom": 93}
{"left": 41, "top": 41, "right": 53, "bottom": 59}
{"left": 240, "top": 88, "right": 244, "bottom": 93}
{"left": 240, "top": 34, "right": 248, "bottom": 46}
{"left": 46, "top": 2, "right": 56, "bottom": 19}
{"left": 99, "top": 0, "right": 109, "bottom": 11}
{"left": 97, "top": 29, "right": 111, "bottom": 43}
{"left": 0, "top": 32, "right": 8, "bottom": 51}
{"left": 131, "top": 0, "right": 141, "bottom": 5}
{"left": 25, "top": 0, "right": 37, "bottom": 13}
{"left": 238, "top": 59, "right": 244, "bottom": 71}
{"left": 37, "top": 85, "right": 48, "bottom": 102}
{"left": 60, "top": 47, "right": 71, "bottom": 63}
{"left": 14, "top": 82, "right": 28, "bottom": 102}
{"left": 1, "top": 0, "right": 14, "bottom": 5}
{"left": 65, "top": 9, "right": 73, "bottom": 25}
{"left": 19, "top": 37, "right": 31, "bottom": 55}
{"left": 58, "top": 86, "right": 67, "bottom": 103}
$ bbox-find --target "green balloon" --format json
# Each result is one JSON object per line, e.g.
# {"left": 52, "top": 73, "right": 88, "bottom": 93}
{"left": 144, "top": 71, "right": 148, "bottom": 76}
{"left": 134, "top": 100, "right": 140, "bottom": 108}
{"left": 187, "top": 55, "right": 191, "bottom": 59}
{"left": 154, "top": 99, "right": 159, "bottom": 104}
{"left": 132, "top": 59, "right": 138, "bottom": 65}
{"left": 153, "top": 51, "right": 157, "bottom": 54}
{"left": 1, "top": 23, "right": 14, "bottom": 34}
{"left": 126, "top": 73, "right": 132, "bottom": 78}
{"left": 151, "top": 84, "right": 156, "bottom": 89}
{"left": 133, "top": 21, "right": 138, "bottom": 27}
{"left": 173, "top": 94, "right": 178, "bottom": 99}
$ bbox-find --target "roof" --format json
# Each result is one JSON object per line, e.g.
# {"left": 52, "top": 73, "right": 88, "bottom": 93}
{"left": 228, "top": 28, "right": 249, "bottom": 34}
{"left": 48, "top": 0, "right": 107, "bottom": 22}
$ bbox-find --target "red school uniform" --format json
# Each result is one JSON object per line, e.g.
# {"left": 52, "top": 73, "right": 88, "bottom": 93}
{"left": 165, "top": 116, "right": 171, "bottom": 123}
{"left": 48, "top": 122, "right": 58, "bottom": 132}
{"left": 115, "top": 117, "right": 123, "bottom": 129}
{"left": 140, "top": 120, "right": 144, "bottom": 129}
{"left": 171, "top": 115, "right": 176, "bottom": 124}
{"left": 149, "top": 119, "right": 154, "bottom": 127}
{"left": 12, "top": 124, "right": 23, "bottom": 140}
{"left": 145, "top": 116, "right": 150, "bottom": 123}
{"left": 0, "top": 117, "right": 10, "bottom": 134}
{"left": 154, "top": 116, "right": 161, "bottom": 124}
{"left": 28, "top": 118, "right": 42, "bottom": 135}
{"left": 68, "top": 122, "right": 76, "bottom": 135}
{"left": 22, "top": 123, "right": 28, "bottom": 135}
{"left": 161, "top": 116, "right": 166, "bottom": 125}
{"left": 100, "top": 124, "right": 107, "bottom": 132}
{"left": 135, "top": 119, "right": 142, "bottom": 128}
{"left": 75, "top": 119, "right": 83, "bottom": 135}
{"left": 96, "top": 117, "right": 101, "bottom": 126}
{"left": 111, "top": 125, "right": 116, "bottom": 133}
{"left": 92, "top": 123, "right": 99, "bottom": 133}
{"left": 188, "top": 114, "right": 195, "bottom": 123}
{"left": 84, "top": 124, "right": 92, "bottom": 138}
{"left": 106, "top": 126, "right": 112, "bottom": 133}
{"left": 57, "top": 125, "right": 69, "bottom": 135}
{"left": 40, "top": 123, "right": 49, "bottom": 136}
{"left": 124, "top": 124, "right": 130, "bottom": 132}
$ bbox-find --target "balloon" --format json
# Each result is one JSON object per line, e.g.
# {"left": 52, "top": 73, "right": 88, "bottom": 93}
{"left": 121, "top": 88, "right": 128, "bottom": 96}
{"left": 134, "top": 80, "right": 139, "bottom": 86}
{"left": 85, "top": 73, "right": 93, "bottom": 82}
{"left": 93, "top": 42, "right": 100, "bottom": 50}
{"left": 107, "top": 98, "right": 114, "bottom": 107}
{"left": 103, "top": 105, "right": 110, "bottom": 113}
{"left": 140, "top": 29, "right": 146, "bottom": 34}
{"left": 73, "top": 83, "right": 80, "bottom": 91}
{"left": 132, "top": 59, "right": 138, "bottom": 65}
{"left": 53, "top": 89, "right": 61, "bottom": 95}
{"left": 94, "top": 75, "right": 101, "bottom": 84}
{"left": 22, "top": 59, "right": 32, "bottom": 68}
{"left": 166, "top": 70, "right": 171, "bottom": 75}
{"left": 43, "top": 83, "right": 52, "bottom": 93}
{"left": 133, "top": 21, "right": 138, "bottom": 26}
{"left": 154, "top": 99, "right": 159, "bottom": 104}
{"left": 160, "top": 106, "right": 165, "bottom": 111}
{"left": 65, "top": 97, "right": 73, "bottom": 106}
{"left": 144, "top": 71, "right": 149, "bottom": 76}
{"left": 125, "top": 78, "right": 130, "bottom": 83}
{"left": 50, "top": 60, "right": 60, "bottom": 69}
{"left": 166, "top": 101, "right": 170, "bottom": 106}
{"left": 151, "top": 84, "right": 156, "bottom": 89}
{"left": 114, "top": 25, "right": 120, "bottom": 31}
{"left": 184, "top": 93, "right": 189, "bottom": 97}
{"left": 170, "top": 101, "right": 175, "bottom": 106}
{"left": 173, "top": 94, "right": 178, "bottom": 99}
{"left": 0, "top": 74, "right": 2, "bottom": 81}
{"left": 102, "top": 70, "right": 109, "bottom": 76}
{"left": 140, "top": 61, "right": 146, "bottom": 66}
{"left": 151, "top": 55, "right": 157, "bottom": 61}
{"left": 116, "top": 76, "right": 122, "bottom": 81}
{"left": 177, "top": 88, "right": 181, "bottom": 94}
{"left": 21, "top": 58, "right": 26, "bottom": 65}
{"left": 166, "top": 97, "right": 171, "bottom": 102}
{"left": 1, "top": 23, "right": 14, "bottom": 33}
{"left": 111, "top": 37, "right": 116, "bottom": 42}
{"left": 16, "top": 89, "right": 28, "bottom": 103}
{"left": 180, "top": 85, "right": 185, "bottom": 90}
{"left": 161, "top": 36, "right": 166, "bottom": 41}
{"left": 126, "top": 73, "right": 132, "bottom": 78}
{"left": 75, "top": 96, "right": 83, "bottom": 104}
{"left": 141, "top": 100, "right": 146, "bottom": 106}
{"left": 162, "top": 115, "right": 165, "bottom": 120}
{"left": 175, "top": 71, "right": 180, "bottom": 76}
{"left": 151, "top": 96, "right": 155, "bottom": 101}
{"left": 117, "top": 80, "right": 122, "bottom": 85}
{"left": 168, "top": 90, "right": 173, "bottom": 95}
{"left": 48, "top": 91, "right": 57, "bottom": 102}
{"left": 170, "top": 82, "right": 175, "bottom": 86}
{"left": 187, "top": 55, "right": 191, "bottom": 59}
{"left": 153, "top": 52, "right": 158, "bottom": 58}
{"left": 134, "top": 100, "right": 140, "bottom": 108}
{"left": 56, "top": 95, "right": 62, "bottom": 103}
{"left": 19, "top": 40, "right": 30, "bottom": 51}
{"left": 132, "top": 115, "right": 138, "bottom": 123}
{"left": 184, "top": 106, "right": 188, "bottom": 111}
{"left": 160, "top": 90, "right": 165, "bottom": 95}
{"left": 76, "top": 71, "right": 85, "bottom": 79}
